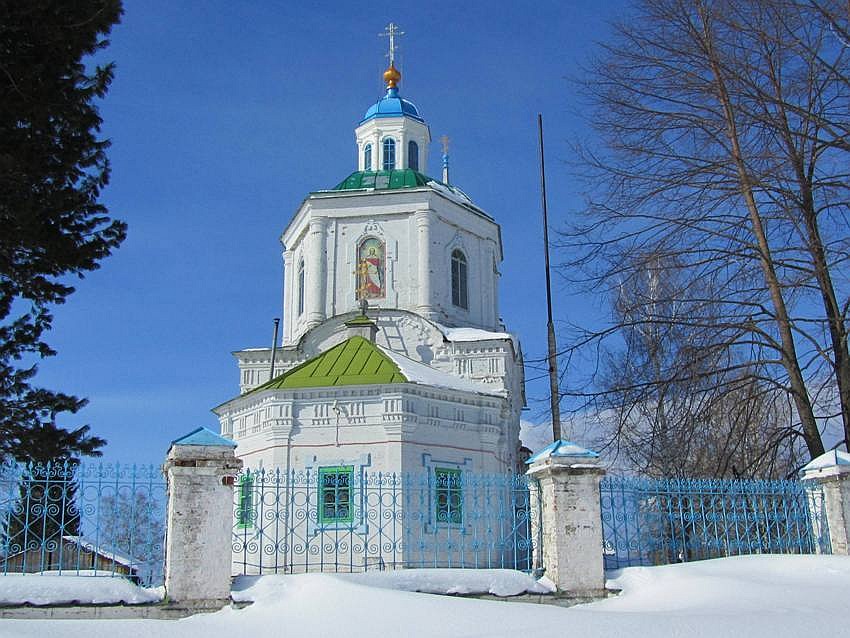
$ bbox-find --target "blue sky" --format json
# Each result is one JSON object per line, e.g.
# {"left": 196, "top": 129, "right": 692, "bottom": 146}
{"left": 33, "top": 0, "right": 629, "bottom": 465}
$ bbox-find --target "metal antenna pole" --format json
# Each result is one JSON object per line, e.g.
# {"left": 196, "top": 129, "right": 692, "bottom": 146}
{"left": 269, "top": 318, "right": 280, "bottom": 381}
{"left": 538, "top": 114, "right": 562, "bottom": 442}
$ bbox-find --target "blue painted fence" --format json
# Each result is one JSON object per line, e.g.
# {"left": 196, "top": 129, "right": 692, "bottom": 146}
{"left": 0, "top": 461, "right": 167, "bottom": 585}
{"left": 600, "top": 475, "right": 831, "bottom": 569}
{"left": 232, "top": 468, "right": 537, "bottom": 574}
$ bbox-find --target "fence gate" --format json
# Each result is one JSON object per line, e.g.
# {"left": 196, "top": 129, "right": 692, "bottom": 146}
{"left": 232, "top": 468, "right": 537, "bottom": 574}
{"left": 600, "top": 475, "right": 831, "bottom": 569}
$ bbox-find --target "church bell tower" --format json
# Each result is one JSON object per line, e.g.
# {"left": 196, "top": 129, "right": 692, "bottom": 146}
{"left": 217, "top": 24, "right": 526, "bottom": 476}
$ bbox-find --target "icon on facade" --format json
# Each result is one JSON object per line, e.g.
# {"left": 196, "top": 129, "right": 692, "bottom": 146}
{"left": 357, "top": 237, "right": 385, "bottom": 299}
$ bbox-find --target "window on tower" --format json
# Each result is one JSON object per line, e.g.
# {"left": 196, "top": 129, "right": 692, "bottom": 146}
{"left": 451, "top": 249, "right": 468, "bottom": 309}
{"left": 382, "top": 138, "right": 396, "bottom": 171}
{"left": 364, "top": 144, "right": 372, "bottom": 171}
{"left": 408, "top": 140, "right": 419, "bottom": 170}
{"left": 297, "top": 260, "right": 305, "bottom": 316}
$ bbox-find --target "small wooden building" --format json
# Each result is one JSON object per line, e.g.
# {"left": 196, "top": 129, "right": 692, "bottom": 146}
{"left": 3, "top": 535, "right": 139, "bottom": 582}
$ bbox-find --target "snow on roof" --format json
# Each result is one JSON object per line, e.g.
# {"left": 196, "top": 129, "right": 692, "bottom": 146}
{"left": 426, "top": 180, "right": 473, "bottom": 205}
{"left": 526, "top": 439, "right": 600, "bottom": 464}
{"left": 436, "top": 323, "right": 514, "bottom": 343}
{"left": 61, "top": 536, "right": 136, "bottom": 569}
{"left": 800, "top": 448, "right": 850, "bottom": 474}
{"left": 377, "top": 345, "right": 505, "bottom": 397}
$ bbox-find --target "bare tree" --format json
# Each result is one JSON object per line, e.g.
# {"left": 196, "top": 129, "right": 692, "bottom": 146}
{"left": 587, "top": 253, "right": 803, "bottom": 477}
{"left": 561, "top": 0, "right": 850, "bottom": 467}
{"left": 98, "top": 491, "right": 164, "bottom": 584}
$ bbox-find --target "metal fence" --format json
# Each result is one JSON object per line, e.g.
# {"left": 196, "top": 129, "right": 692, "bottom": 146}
{"left": 232, "top": 468, "right": 537, "bottom": 574}
{"left": 0, "top": 461, "right": 167, "bottom": 585}
{"left": 600, "top": 475, "right": 831, "bottom": 569}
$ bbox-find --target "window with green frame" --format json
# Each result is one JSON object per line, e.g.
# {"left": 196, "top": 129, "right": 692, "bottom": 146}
{"left": 237, "top": 474, "right": 254, "bottom": 528}
{"left": 318, "top": 466, "right": 354, "bottom": 525}
{"left": 435, "top": 467, "right": 463, "bottom": 524}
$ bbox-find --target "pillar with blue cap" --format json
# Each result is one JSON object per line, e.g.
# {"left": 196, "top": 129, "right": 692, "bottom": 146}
{"left": 162, "top": 427, "right": 242, "bottom": 607}
{"left": 526, "top": 439, "right": 607, "bottom": 597}
{"left": 800, "top": 449, "right": 850, "bottom": 555}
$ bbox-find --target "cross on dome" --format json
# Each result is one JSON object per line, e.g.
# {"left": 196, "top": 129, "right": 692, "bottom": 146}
{"left": 356, "top": 22, "right": 429, "bottom": 174}
{"left": 379, "top": 22, "right": 404, "bottom": 89}
{"left": 379, "top": 22, "right": 404, "bottom": 65}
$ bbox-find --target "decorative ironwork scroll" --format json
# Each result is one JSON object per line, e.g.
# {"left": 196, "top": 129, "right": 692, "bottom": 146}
{"left": 600, "top": 475, "right": 831, "bottom": 569}
{"left": 232, "top": 469, "right": 536, "bottom": 575}
{"left": 0, "top": 460, "right": 167, "bottom": 585}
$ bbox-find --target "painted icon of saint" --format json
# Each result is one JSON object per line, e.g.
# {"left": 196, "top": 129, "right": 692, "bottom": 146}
{"left": 357, "top": 238, "right": 385, "bottom": 299}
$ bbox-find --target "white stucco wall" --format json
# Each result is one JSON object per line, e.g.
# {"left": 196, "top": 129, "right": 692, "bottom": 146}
{"left": 280, "top": 189, "right": 503, "bottom": 344}
{"left": 216, "top": 382, "right": 513, "bottom": 474}
{"left": 229, "top": 311, "right": 525, "bottom": 449}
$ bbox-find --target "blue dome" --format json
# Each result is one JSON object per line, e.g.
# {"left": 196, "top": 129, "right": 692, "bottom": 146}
{"left": 360, "top": 87, "right": 424, "bottom": 124}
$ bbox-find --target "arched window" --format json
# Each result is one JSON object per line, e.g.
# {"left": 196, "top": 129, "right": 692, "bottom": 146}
{"left": 451, "top": 250, "right": 468, "bottom": 309}
{"left": 382, "top": 138, "right": 396, "bottom": 171}
{"left": 408, "top": 140, "right": 419, "bottom": 170}
{"left": 297, "top": 260, "right": 305, "bottom": 316}
{"left": 357, "top": 237, "right": 385, "bottom": 299}
{"left": 364, "top": 144, "right": 372, "bottom": 171}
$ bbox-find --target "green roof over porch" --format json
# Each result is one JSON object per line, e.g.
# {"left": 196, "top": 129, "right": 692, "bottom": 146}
{"left": 251, "top": 336, "right": 407, "bottom": 391}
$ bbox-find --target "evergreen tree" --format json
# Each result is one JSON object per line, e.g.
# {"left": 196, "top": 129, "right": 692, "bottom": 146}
{"left": 0, "top": 1, "right": 125, "bottom": 461}
{"left": 1, "top": 426, "right": 104, "bottom": 565}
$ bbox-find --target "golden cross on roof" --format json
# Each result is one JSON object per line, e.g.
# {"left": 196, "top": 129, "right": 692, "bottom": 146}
{"left": 380, "top": 22, "right": 404, "bottom": 65}
{"left": 440, "top": 135, "right": 451, "bottom": 155}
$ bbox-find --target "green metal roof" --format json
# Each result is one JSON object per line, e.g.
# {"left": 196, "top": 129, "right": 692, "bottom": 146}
{"left": 331, "top": 169, "right": 433, "bottom": 191}
{"left": 251, "top": 336, "right": 407, "bottom": 391}
{"left": 323, "top": 170, "right": 493, "bottom": 220}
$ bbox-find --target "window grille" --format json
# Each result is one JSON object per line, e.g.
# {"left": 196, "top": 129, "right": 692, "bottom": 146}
{"left": 319, "top": 466, "right": 354, "bottom": 524}
{"left": 237, "top": 474, "right": 254, "bottom": 528}
{"left": 435, "top": 467, "right": 463, "bottom": 524}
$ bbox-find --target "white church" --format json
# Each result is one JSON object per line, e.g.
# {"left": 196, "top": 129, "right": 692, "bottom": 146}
{"left": 213, "top": 41, "right": 526, "bottom": 491}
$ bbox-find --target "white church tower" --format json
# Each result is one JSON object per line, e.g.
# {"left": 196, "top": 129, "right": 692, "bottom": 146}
{"left": 214, "top": 29, "right": 526, "bottom": 478}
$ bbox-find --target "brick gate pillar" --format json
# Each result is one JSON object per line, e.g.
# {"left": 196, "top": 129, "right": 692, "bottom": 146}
{"left": 162, "top": 427, "right": 242, "bottom": 607}
{"left": 526, "top": 440, "right": 606, "bottom": 597}
{"left": 801, "top": 449, "right": 850, "bottom": 555}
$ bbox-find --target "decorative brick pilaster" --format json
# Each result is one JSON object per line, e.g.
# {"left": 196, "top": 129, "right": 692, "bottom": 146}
{"left": 526, "top": 440, "right": 606, "bottom": 596}
{"left": 163, "top": 428, "right": 242, "bottom": 607}
{"left": 801, "top": 450, "right": 850, "bottom": 555}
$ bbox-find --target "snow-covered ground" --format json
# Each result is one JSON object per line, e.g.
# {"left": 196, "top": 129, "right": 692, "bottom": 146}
{"left": 287, "top": 568, "right": 554, "bottom": 597}
{"left": 1, "top": 555, "right": 848, "bottom": 637}
{"left": 0, "top": 572, "right": 162, "bottom": 606}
